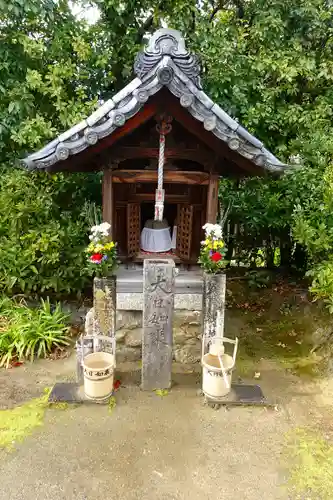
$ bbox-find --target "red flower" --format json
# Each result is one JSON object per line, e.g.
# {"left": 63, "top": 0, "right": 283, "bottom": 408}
{"left": 90, "top": 253, "right": 103, "bottom": 263}
{"left": 210, "top": 252, "right": 222, "bottom": 262}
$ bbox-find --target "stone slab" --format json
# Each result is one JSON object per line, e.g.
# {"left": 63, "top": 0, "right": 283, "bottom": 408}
{"left": 48, "top": 383, "right": 113, "bottom": 405}
{"left": 117, "top": 292, "right": 202, "bottom": 311}
{"left": 93, "top": 277, "right": 116, "bottom": 338}
{"left": 204, "top": 384, "right": 273, "bottom": 407}
{"left": 203, "top": 273, "right": 226, "bottom": 339}
{"left": 116, "top": 267, "right": 203, "bottom": 294}
{"left": 142, "top": 259, "right": 175, "bottom": 391}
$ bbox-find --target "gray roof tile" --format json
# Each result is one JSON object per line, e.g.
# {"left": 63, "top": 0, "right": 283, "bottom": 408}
{"left": 23, "top": 28, "right": 288, "bottom": 173}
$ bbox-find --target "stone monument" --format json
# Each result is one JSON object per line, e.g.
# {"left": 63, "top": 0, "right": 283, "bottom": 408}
{"left": 76, "top": 276, "right": 117, "bottom": 383}
{"left": 142, "top": 259, "right": 176, "bottom": 390}
{"left": 202, "top": 273, "right": 226, "bottom": 339}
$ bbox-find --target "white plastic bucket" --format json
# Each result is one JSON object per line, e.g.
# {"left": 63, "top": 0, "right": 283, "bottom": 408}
{"left": 202, "top": 352, "right": 234, "bottom": 399}
{"left": 83, "top": 351, "right": 115, "bottom": 401}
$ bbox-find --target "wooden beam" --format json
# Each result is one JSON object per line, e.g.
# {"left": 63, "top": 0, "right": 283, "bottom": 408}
{"left": 102, "top": 168, "right": 113, "bottom": 238}
{"left": 111, "top": 170, "right": 210, "bottom": 185}
{"left": 110, "top": 146, "right": 213, "bottom": 166}
{"left": 90, "top": 99, "right": 158, "bottom": 156}
{"left": 206, "top": 175, "right": 219, "bottom": 223}
{"left": 129, "top": 193, "right": 190, "bottom": 203}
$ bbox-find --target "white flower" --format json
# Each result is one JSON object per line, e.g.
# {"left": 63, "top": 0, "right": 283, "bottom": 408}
{"left": 90, "top": 222, "right": 111, "bottom": 237}
{"left": 202, "top": 223, "right": 223, "bottom": 238}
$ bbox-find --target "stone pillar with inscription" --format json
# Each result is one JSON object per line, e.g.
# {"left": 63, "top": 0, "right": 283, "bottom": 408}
{"left": 76, "top": 277, "right": 117, "bottom": 384}
{"left": 142, "top": 259, "right": 176, "bottom": 391}
{"left": 202, "top": 273, "right": 226, "bottom": 340}
{"left": 93, "top": 276, "right": 116, "bottom": 339}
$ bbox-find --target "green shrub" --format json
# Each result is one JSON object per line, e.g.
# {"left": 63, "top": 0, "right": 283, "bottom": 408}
{"left": 293, "top": 163, "right": 333, "bottom": 310}
{"left": 0, "top": 297, "right": 71, "bottom": 367}
{"left": 0, "top": 168, "right": 101, "bottom": 297}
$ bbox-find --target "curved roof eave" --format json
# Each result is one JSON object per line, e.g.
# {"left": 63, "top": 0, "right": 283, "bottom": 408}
{"left": 23, "top": 28, "right": 289, "bottom": 174}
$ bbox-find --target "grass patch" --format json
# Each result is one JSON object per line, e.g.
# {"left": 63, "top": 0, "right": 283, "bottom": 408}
{"left": 0, "top": 296, "right": 71, "bottom": 367}
{"left": 285, "top": 427, "right": 333, "bottom": 499}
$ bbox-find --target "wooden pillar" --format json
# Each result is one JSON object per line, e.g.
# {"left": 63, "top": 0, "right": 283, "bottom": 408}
{"left": 206, "top": 174, "right": 219, "bottom": 223}
{"left": 102, "top": 168, "right": 113, "bottom": 238}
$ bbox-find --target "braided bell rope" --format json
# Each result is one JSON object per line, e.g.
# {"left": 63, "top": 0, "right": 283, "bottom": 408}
{"left": 154, "top": 132, "right": 166, "bottom": 221}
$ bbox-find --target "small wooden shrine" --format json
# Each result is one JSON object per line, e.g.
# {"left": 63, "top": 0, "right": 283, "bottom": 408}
{"left": 24, "top": 28, "right": 288, "bottom": 265}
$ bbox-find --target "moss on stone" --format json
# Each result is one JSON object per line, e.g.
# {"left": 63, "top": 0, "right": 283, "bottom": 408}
{"left": 108, "top": 396, "right": 116, "bottom": 414}
{"left": 48, "top": 402, "right": 69, "bottom": 410}
{"left": 0, "top": 390, "right": 50, "bottom": 449}
{"left": 0, "top": 388, "right": 73, "bottom": 450}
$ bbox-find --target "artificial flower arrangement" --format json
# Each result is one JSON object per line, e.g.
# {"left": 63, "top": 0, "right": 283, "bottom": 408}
{"left": 198, "top": 223, "right": 227, "bottom": 274}
{"left": 86, "top": 222, "right": 118, "bottom": 277}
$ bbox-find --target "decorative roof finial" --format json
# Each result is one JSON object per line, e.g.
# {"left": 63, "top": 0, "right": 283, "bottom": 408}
{"left": 134, "top": 28, "right": 202, "bottom": 88}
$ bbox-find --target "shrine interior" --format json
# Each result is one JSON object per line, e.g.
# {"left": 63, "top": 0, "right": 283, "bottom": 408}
{"left": 140, "top": 202, "right": 178, "bottom": 232}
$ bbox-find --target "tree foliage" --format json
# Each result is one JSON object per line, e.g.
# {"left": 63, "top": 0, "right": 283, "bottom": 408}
{"left": 0, "top": 0, "right": 333, "bottom": 301}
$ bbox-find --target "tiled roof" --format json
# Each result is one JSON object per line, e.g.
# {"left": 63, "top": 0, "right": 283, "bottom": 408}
{"left": 23, "top": 28, "right": 288, "bottom": 173}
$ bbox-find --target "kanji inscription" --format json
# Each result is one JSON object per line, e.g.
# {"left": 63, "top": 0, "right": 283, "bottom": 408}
{"left": 142, "top": 259, "right": 175, "bottom": 390}
{"left": 203, "top": 273, "right": 226, "bottom": 339}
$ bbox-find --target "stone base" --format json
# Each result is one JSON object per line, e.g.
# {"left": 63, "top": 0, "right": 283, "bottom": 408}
{"left": 66, "top": 286, "right": 204, "bottom": 365}
{"left": 203, "top": 384, "right": 272, "bottom": 407}
{"left": 116, "top": 309, "right": 202, "bottom": 364}
{"left": 116, "top": 293, "right": 202, "bottom": 311}
{"left": 48, "top": 383, "right": 112, "bottom": 405}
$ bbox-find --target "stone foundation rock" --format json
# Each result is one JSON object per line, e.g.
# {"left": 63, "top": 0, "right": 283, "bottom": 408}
{"left": 174, "top": 341, "right": 202, "bottom": 363}
{"left": 116, "top": 346, "right": 142, "bottom": 363}
{"left": 124, "top": 328, "right": 143, "bottom": 347}
{"left": 68, "top": 304, "right": 203, "bottom": 364}
{"left": 115, "top": 310, "right": 202, "bottom": 364}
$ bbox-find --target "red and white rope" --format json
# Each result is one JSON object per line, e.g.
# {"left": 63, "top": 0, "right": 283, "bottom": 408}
{"left": 154, "top": 131, "right": 166, "bottom": 221}
{"left": 157, "top": 133, "right": 165, "bottom": 191}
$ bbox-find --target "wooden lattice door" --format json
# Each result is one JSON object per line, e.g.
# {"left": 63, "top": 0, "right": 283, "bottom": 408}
{"left": 176, "top": 205, "right": 194, "bottom": 261}
{"left": 127, "top": 203, "right": 140, "bottom": 257}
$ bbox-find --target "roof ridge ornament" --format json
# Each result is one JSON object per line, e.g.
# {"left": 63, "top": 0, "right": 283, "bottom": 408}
{"left": 134, "top": 28, "right": 202, "bottom": 89}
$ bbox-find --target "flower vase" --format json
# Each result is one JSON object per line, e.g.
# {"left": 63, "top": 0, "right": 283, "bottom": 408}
{"left": 202, "top": 272, "right": 226, "bottom": 340}
{"left": 93, "top": 276, "right": 116, "bottom": 339}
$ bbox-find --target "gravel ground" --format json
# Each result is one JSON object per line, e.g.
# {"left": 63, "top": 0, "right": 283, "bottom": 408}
{"left": 0, "top": 354, "right": 330, "bottom": 500}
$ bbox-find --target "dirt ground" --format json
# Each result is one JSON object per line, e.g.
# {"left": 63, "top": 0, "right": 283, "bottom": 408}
{"left": 1, "top": 282, "right": 333, "bottom": 500}
{"left": 0, "top": 352, "right": 333, "bottom": 500}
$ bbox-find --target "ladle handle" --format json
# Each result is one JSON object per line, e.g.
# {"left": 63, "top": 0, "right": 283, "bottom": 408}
{"left": 218, "top": 354, "right": 230, "bottom": 390}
